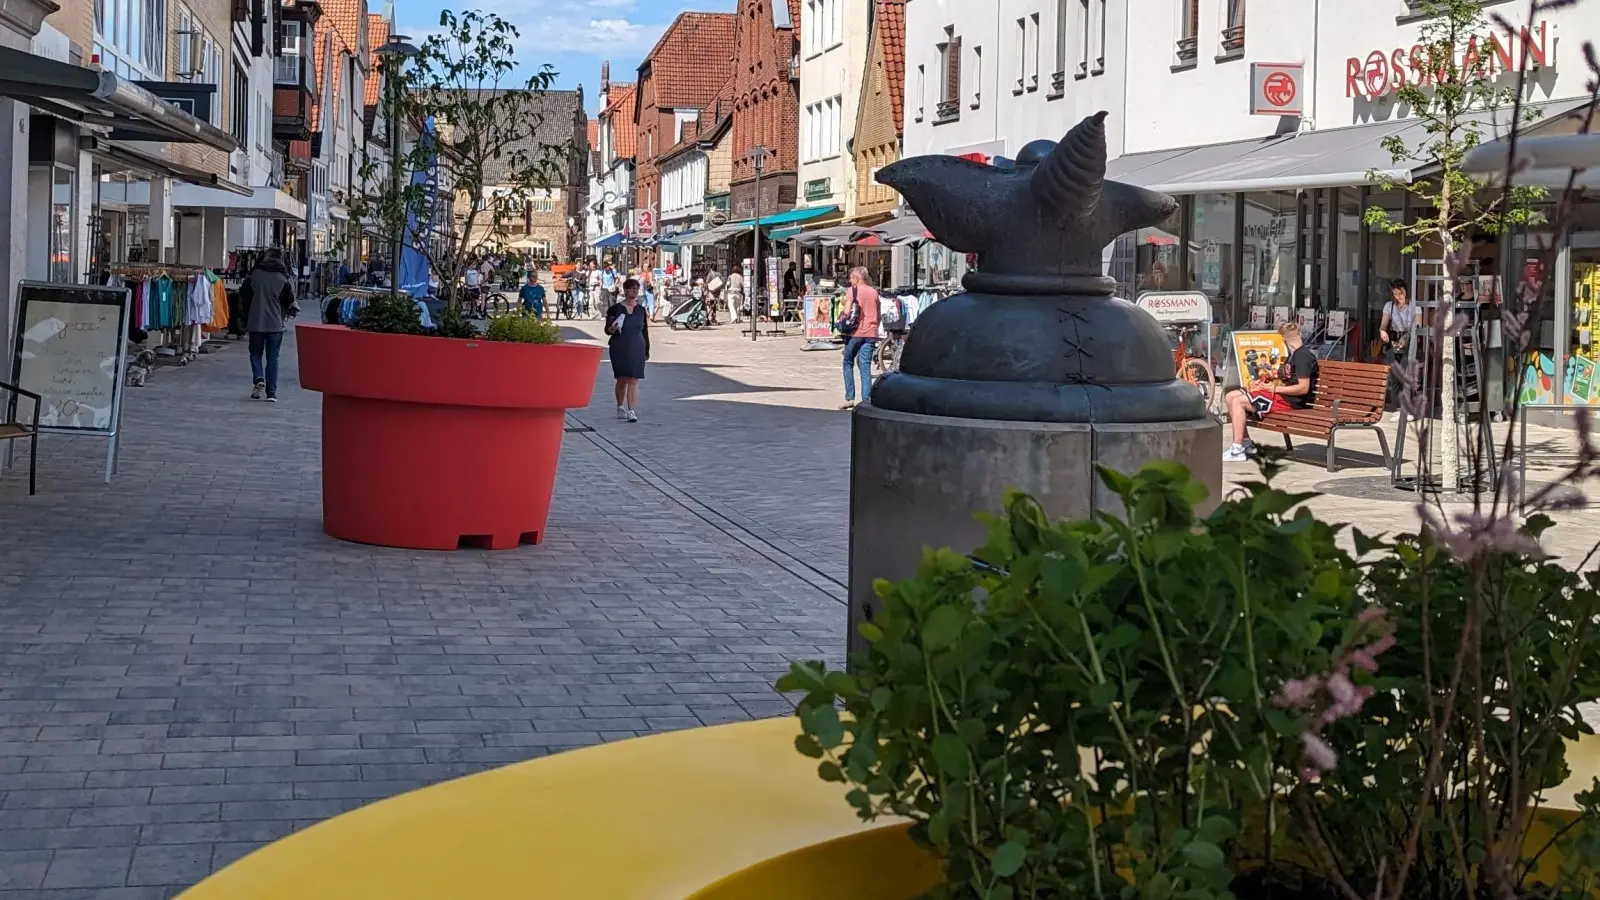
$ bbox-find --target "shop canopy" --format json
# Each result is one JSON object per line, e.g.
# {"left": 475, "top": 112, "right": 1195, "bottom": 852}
{"left": 793, "top": 224, "right": 880, "bottom": 247}
{"left": 590, "top": 231, "right": 627, "bottom": 249}
{"left": 173, "top": 183, "right": 303, "bottom": 216}
{"left": 874, "top": 215, "right": 932, "bottom": 245}
{"left": 0, "top": 46, "right": 238, "bottom": 153}
{"left": 88, "top": 138, "right": 252, "bottom": 197}
{"left": 677, "top": 223, "right": 745, "bottom": 245}
{"left": 754, "top": 205, "right": 838, "bottom": 228}
{"left": 1106, "top": 97, "right": 1593, "bottom": 196}
{"left": 768, "top": 226, "right": 804, "bottom": 241}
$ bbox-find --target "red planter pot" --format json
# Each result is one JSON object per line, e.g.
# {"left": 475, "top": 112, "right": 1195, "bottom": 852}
{"left": 297, "top": 324, "right": 602, "bottom": 551}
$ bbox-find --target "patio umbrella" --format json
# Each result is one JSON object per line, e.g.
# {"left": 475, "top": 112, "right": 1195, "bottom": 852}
{"left": 874, "top": 215, "right": 931, "bottom": 245}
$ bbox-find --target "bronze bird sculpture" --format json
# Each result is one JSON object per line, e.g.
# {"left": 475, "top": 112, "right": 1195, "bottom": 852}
{"left": 868, "top": 111, "right": 1209, "bottom": 425}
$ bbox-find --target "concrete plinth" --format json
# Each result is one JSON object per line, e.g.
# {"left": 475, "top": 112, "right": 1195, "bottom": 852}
{"left": 847, "top": 404, "right": 1222, "bottom": 658}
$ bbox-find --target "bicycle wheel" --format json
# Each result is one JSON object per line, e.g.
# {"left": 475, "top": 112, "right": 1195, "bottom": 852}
{"left": 1180, "top": 358, "right": 1219, "bottom": 414}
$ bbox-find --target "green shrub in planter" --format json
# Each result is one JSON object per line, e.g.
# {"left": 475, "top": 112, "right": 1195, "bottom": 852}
{"left": 780, "top": 462, "right": 1369, "bottom": 900}
{"left": 484, "top": 312, "right": 561, "bottom": 344}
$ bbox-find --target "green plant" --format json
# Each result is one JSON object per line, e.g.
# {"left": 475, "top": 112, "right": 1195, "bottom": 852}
{"left": 1291, "top": 520, "right": 1600, "bottom": 900}
{"left": 484, "top": 312, "right": 561, "bottom": 344}
{"left": 348, "top": 294, "right": 476, "bottom": 340}
{"left": 781, "top": 461, "right": 1370, "bottom": 900}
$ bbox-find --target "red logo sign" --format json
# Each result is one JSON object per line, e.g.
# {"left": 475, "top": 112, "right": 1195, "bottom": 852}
{"left": 1262, "top": 72, "right": 1297, "bottom": 108}
{"left": 1363, "top": 50, "right": 1390, "bottom": 97}
{"left": 635, "top": 209, "right": 655, "bottom": 237}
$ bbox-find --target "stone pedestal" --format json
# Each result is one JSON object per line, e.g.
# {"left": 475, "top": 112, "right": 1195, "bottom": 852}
{"left": 847, "top": 404, "right": 1222, "bottom": 659}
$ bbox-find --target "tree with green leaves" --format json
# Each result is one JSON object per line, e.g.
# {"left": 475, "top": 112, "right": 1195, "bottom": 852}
{"left": 1364, "top": 0, "right": 1546, "bottom": 493}
{"left": 354, "top": 9, "right": 562, "bottom": 311}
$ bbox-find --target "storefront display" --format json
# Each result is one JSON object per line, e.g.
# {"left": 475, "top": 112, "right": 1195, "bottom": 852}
{"left": 1567, "top": 254, "right": 1600, "bottom": 405}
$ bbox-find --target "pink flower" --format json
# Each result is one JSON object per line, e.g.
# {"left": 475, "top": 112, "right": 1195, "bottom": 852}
{"left": 1327, "top": 672, "right": 1357, "bottom": 705}
{"left": 1358, "top": 607, "right": 1388, "bottom": 624}
{"left": 1303, "top": 733, "right": 1338, "bottom": 772}
{"left": 1274, "top": 677, "right": 1321, "bottom": 709}
{"left": 1367, "top": 634, "right": 1396, "bottom": 657}
{"left": 1349, "top": 649, "right": 1380, "bottom": 674}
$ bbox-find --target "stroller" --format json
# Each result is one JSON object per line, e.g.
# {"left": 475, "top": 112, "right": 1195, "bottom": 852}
{"left": 666, "top": 291, "right": 707, "bottom": 330}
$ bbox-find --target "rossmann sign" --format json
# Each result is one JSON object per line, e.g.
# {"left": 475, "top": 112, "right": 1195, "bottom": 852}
{"left": 1344, "top": 21, "right": 1552, "bottom": 98}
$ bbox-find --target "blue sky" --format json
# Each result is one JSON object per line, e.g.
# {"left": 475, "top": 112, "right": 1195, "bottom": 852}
{"left": 395, "top": 0, "right": 735, "bottom": 112}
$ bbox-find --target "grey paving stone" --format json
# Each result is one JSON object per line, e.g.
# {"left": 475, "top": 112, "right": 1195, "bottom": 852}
{"left": 0, "top": 326, "right": 848, "bottom": 894}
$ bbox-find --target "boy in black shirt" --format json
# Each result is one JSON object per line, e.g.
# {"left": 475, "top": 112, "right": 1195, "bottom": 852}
{"left": 1223, "top": 321, "right": 1318, "bottom": 462}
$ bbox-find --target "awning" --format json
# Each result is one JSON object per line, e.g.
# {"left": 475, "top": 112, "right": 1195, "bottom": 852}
{"left": 753, "top": 205, "right": 839, "bottom": 228}
{"left": 1108, "top": 98, "right": 1593, "bottom": 196}
{"left": 591, "top": 231, "right": 626, "bottom": 249}
{"left": 0, "top": 46, "right": 237, "bottom": 153}
{"left": 678, "top": 223, "right": 745, "bottom": 246}
{"left": 658, "top": 231, "right": 695, "bottom": 246}
{"left": 874, "top": 215, "right": 931, "bottom": 245}
{"left": 795, "top": 224, "right": 878, "bottom": 247}
{"left": 90, "top": 140, "right": 252, "bottom": 195}
{"left": 173, "top": 183, "right": 305, "bottom": 216}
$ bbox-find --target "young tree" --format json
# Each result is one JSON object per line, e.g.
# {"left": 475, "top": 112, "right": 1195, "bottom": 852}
{"left": 355, "top": 9, "right": 563, "bottom": 311}
{"left": 1364, "top": 0, "right": 1546, "bottom": 492}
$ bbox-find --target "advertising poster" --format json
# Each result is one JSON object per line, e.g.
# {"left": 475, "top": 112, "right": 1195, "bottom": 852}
{"left": 1248, "top": 305, "right": 1268, "bottom": 328}
{"left": 1272, "top": 306, "right": 1291, "bottom": 327}
{"left": 1230, "top": 330, "right": 1289, "bottom": 393}
{"left": 803, "top": 295, "right": 834, "bottom": 341}
{"left": 1520, "top": 351, "right": 1556, "bottom": 406}
{"left": 1296, "top": 308, "right": 1317, "bottom": 335}
{"left": 1566, "top": 355, "right": 1597, "bottom": 404}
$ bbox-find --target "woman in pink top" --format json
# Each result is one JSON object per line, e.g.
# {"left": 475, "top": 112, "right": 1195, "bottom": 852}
{"left": 840, "top": 266, "right": 881, "bottom": 409}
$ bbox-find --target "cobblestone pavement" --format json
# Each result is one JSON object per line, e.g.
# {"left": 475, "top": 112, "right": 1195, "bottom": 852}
{"left": 0, "top": 324, "right": 843, "bottom": 898}
{"left": 2, "top": 317, "right": 1596, "bottom": 897}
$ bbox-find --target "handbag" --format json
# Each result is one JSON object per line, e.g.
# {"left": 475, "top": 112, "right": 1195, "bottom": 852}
{"left": 836, "top": 287, "right": 861, "bottom": 336}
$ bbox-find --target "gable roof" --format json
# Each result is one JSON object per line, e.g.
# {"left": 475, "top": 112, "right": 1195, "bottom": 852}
{"left": 638, "top": 12, "right": 737, "bottom": 111}
{"left": 310, "top": 0, "right": 365, "bottom": 135}
{"left": 603, "top": 83, "right": 638, "bottom": 160}
{"left": 587, "top": 120, "right": 599, "bottom": 150}
{"left": 876, "top": 0, "right": 906, "bottom": 134}
{"left": 474, "top": 90, "right": 586, "bottom": 185}
{"left": 363, "top": 14, "right": 389, "bottom": 109}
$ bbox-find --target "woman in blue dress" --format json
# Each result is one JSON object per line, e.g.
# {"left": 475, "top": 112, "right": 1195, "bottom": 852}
{"left": 605, "top": 277, "right": 650, "bottom": 423}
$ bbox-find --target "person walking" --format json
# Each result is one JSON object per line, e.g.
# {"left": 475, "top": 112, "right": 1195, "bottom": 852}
{"left": 519, "top": 273, "right": 546, "bottom": 317}
{"left": 584, "top": 258, "right": 602, "bottom": 318}
{"left": 605, "top": 277, "right": 649, "bottom": 423}
{"left": 839, "top": 266, "right": 881, "bottom": 409}
{"left": 600, "top": 261, "right": 620, "bottom": 316}
{"left": 239, "top": 248, "right": 299, "bottom": 403}
{"left": 727, "top": 267, "right": 745, "bottom": 324}
{"left": 1379, "top": 278, "right": 1418, "bottom": 411}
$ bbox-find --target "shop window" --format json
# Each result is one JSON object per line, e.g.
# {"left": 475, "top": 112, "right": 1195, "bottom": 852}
{"left": 1132, "top": 201, "right": 1184, "bottom": 294}
{"left": 1568, "top": 239, "right": 1600, "bottom": 406}
{"left": 1242, "top": 192, "right": 1296, "bottom": 328}
{"left": 1189, "top": 193, "right": 1237, "bottom": 325}
{"left": 50, "top": 168, "right": 75, "bottom": 284}
{"left": 1176, "top": 0, "right": 1199, "bottom": 66}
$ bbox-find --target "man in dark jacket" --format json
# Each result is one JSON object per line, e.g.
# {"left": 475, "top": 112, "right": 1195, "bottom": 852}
{"left": 239, "top": 248, "right": 298, "bottom": 402}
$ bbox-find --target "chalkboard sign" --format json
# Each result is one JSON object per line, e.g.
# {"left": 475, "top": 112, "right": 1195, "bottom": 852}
{"left": 10, "top": 282, "right": 131, "bottom": 435}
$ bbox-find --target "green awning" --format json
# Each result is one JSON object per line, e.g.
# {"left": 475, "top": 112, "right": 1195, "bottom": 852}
{"left": 769, "top": 226, "right": 804, "bottom": 241}
{"left": 758, "top": 206, "right": 839, "bottom": 227}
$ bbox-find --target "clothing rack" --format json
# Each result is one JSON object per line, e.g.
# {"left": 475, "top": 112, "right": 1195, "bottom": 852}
{"left": 102, "top": 264, "right": 232, "bottom": 365}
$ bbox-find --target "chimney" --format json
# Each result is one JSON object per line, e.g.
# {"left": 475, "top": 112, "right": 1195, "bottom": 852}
{"left": 600, "top": 61, "right": 610, "bottom": 104}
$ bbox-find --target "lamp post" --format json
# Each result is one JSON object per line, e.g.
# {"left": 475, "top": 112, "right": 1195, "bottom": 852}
{"left": 748, "top": 145, "right": 768, "bottom": 342}
{"left": 376, "top": 34, "right": 419, "bottom": 304}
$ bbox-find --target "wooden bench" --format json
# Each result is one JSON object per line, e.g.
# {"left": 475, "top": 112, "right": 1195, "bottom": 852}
{"left": 1253, "top": 360, "right": 1392, "bottom": 473}
{"left": 0, "top": 380, "right": 40, "bottom": 495}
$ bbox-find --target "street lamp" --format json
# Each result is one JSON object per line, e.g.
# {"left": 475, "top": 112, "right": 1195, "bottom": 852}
{"left": 748, "top": 145, "right": 769, "bottom": 342}
{"left": 376, "top": 34, "right": 419, "bottom": 304}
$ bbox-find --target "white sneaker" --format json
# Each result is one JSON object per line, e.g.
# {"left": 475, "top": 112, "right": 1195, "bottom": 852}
{"left": 1223, "top": 443, "right": 1249, "bottom": 463}
{"left": 626, "top": 409, "right": 638, "bottom": 423}
{"left": 616, "top": 405, "right": 628, "bottom": 420}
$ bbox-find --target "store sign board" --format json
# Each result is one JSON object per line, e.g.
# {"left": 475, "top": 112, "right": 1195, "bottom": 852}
{"left": 633, "top": 208, "right": 656, "bottom": 238}
{"left": 1344, "top": 21, "right": 1551, "bottom": 99}
{"left": 804, "top": 178, "right": 832, "bottom": 201}
{"left": 10, "top": 282, "right": 131, "bottom": 434}
{"left": 1250, "top": 62, "right": 1304, "bottom": 116}
{"left": 1136, "top": 291, "right": 1212, "bottom": 324}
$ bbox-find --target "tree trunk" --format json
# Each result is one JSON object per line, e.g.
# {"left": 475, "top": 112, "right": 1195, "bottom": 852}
{"left": 1439, "top": 300, "right": 1460, "bottom": 492}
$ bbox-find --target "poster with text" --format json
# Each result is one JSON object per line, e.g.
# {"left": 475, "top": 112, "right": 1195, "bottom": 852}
{"left": 1566, "top": 355, "right": 1597, "bottom": 405}
{"left": 803, "top": 295, "right": 834, "bottom": 340}
{"left": 1230, "top": 330, "right": 1289, "bottom": 393}
{"left": 11, "top": 285, "right": 130, "bottom": 433}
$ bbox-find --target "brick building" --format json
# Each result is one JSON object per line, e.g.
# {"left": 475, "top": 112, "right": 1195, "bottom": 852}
{"left": 631, "top": 11, "right": 736, "bottom": 265}
{"left": 852, "top": 0, "right": 905, "bottom": 222}
{"left": 728, "top": 0, "right": 801, "bottom": 220}
{"left": 457, "top": 89, "right": 589, "bottom": 263}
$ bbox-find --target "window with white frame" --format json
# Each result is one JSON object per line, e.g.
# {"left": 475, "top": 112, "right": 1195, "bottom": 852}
{"left": 1177, "top": 0, "right": 1199, "bottom": 63}
{"left": 1078, "top": 0, "right": 1091, "bottom": 75}
{"left": 531, "top": 188, "right": 558, "bottom": 213}
{"left": 1222, "top": 0, "right": 1246, "bottom": 53}
{"left": 972, "top": 45, "right": 982, "bottom": 107}
{"left": 915, "top": 64, "right": 925, "bottom": 122}
{"left": 1014, "top": 18, "right": 1026, "bottom": 92}
{"left": 1053, "top": 0, "right": 1068, "bottom": 82}
{"left": 936, "top": 26, "right": 961, "bottom": 119}
{"left": 96, "top": 0, "right": 166, "bottom": 78}
{"left": 1029, "top": 14, "right": 1040, "bottom": 89}
{"left": 805, "top": 0, "right": 842, "bottom": 55}
{"left": 1093, "top": 0, "right": 1107, "bottom": 73}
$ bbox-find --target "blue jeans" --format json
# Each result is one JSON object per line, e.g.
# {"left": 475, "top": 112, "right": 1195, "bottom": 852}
{"left": 249, "top": 331, "right": 284, "bottom": 394}
{"left": 843, "top": 337, "right": 877, "bottom": 403}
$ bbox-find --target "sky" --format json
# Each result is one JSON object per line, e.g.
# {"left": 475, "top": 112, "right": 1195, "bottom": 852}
{"left": 395, "top": 0, "right": 735, "bottom": 112}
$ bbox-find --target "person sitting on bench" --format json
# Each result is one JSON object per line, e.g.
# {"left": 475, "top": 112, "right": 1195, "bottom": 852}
{"left": 1222, "top": 321, "right": 1318, "bottom": 462}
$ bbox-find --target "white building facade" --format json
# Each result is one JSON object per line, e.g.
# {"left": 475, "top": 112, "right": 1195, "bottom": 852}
{"left": 797, "top": 0, "right": 870, "bottom": 223}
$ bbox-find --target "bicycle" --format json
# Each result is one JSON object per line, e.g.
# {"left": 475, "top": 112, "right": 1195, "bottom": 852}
{"left": 1173, "top": 323, "right": 1219, "bottom": 415}
{"left": 873, "top": 330, "right": 906, "bottom": 375}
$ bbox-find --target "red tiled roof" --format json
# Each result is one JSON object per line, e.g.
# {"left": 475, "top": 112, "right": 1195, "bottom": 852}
{"left": 603, "top": 83, "right": 638, "bottom": 160}
{"left": 310, "top": 0, "right": 366, "bottom": 134}
{"left": 640, "top": 12, "right": 737, "bottom": 110}
{"left": 588, "top": 120, "right": 599, "bottom": 150}
{"left": 877, "top": 0, "right": 906, "bottom": 134}
{"left": 363, "top": 14, "right": 389, "bottom": 109}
